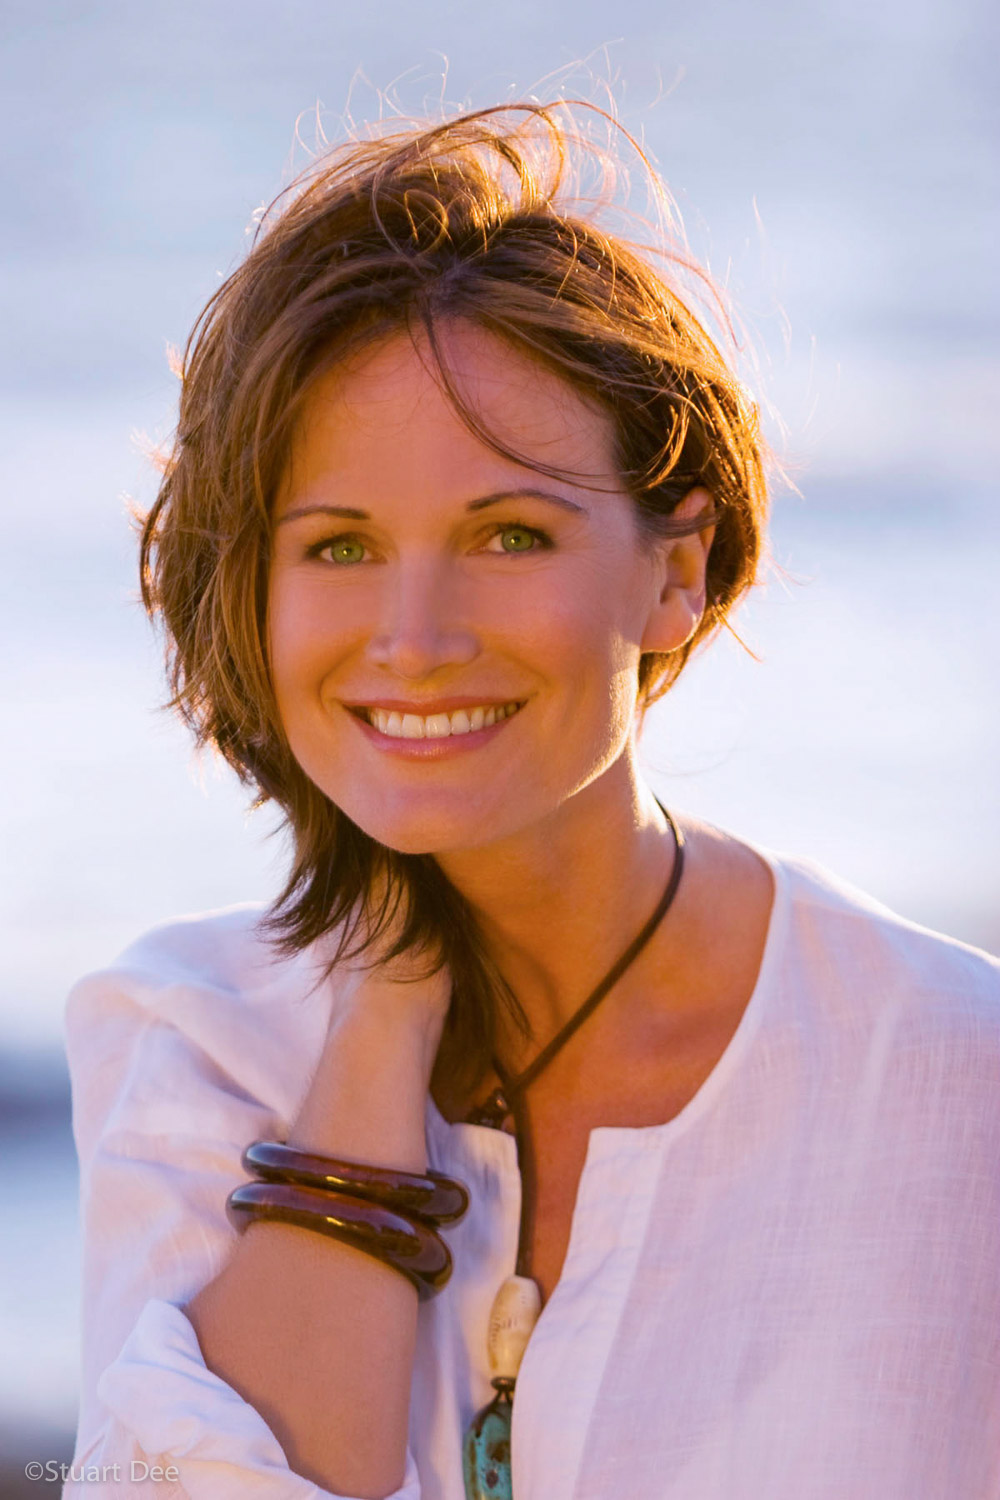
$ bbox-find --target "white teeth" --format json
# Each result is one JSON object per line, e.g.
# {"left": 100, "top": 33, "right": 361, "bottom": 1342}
{"left": 366, "top": 702, "right": 522, "bottom": 738}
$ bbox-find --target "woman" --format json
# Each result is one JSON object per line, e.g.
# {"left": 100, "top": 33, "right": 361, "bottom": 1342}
{"left": 64, "top": 102, "right": 1000, "bottom": 1499}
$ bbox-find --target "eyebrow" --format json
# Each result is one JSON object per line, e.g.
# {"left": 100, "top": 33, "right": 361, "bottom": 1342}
{"left": 274, "top": 487, "right": 588, "bottom": 525}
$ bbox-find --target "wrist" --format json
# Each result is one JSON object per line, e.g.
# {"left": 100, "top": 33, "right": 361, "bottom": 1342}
{"left": 332, "top": 967, "right": 450, "bottom": 1070}
{"left": 290, "top": 987, "right": 446, "bottom": 1170}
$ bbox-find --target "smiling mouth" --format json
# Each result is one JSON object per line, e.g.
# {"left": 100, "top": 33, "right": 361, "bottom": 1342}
{"left": 350, "top": 702, "right": 525, "bottom": 739}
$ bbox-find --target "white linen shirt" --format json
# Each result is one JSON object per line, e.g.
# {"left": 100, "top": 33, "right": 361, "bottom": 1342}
{"left": 63, "top": 842, "right": 1000, "bottom": 1500}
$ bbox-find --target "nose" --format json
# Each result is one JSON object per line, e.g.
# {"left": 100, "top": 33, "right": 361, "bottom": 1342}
{"left": 365, "top": 555, "right": 479, "bottom": 679}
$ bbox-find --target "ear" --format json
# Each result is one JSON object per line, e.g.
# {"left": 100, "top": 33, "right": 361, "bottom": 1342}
{"left": 638, "top": 487, "right": 716, "bottom": 655}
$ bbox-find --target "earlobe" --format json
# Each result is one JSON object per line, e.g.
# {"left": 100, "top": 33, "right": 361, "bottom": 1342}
{"left": 639, "top": 487, "right": 715, "bottom": 654}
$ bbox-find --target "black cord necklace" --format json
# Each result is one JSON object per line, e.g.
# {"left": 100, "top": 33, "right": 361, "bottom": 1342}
{"left": 461, "top": 795, "right": 685, "bottom": 1500}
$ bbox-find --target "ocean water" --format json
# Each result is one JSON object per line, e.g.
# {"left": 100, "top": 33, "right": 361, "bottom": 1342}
{"left": 2, "top": 0, "right": 996, "bottom": 1468}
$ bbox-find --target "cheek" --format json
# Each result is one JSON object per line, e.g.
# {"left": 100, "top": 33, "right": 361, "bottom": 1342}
{"left": 266, "top": 578, "right": 344, "bottom": 722}
{"left": 529, "top": 585, "right": 643, "bottom": 740}
{"left": 538, "top": 563, "right": 643, "bottom": 670}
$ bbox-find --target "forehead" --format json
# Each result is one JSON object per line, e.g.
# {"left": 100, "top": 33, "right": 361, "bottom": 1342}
{"left": 277, "top": 320, "right": 622, "bottom": 510}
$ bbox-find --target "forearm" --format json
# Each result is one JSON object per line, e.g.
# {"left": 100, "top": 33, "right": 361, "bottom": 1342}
{"left": 184, "top": 992, "right": 443, "bottom": 1499}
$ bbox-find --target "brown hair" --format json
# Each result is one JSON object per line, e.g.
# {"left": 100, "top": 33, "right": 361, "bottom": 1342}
{"left": 140, "top": 100, "right": 770, "bottom": 1097}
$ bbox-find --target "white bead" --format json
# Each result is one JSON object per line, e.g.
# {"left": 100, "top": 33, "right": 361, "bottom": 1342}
{"left": 486, "top": 1274, "right": 542, "bottom": 1380}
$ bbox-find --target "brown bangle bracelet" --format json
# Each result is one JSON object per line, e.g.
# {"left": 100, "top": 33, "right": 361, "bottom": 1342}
{"left": 241, "top": 1140, "right": 470, "bottom": 1226}
{"left": 225, "top": 1180, "right": 453, "bottom": 1296}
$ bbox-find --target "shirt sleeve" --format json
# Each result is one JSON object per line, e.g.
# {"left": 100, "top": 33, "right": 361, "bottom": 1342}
{"left": 63, "top": 948, "right": 422, "bottom": 1500}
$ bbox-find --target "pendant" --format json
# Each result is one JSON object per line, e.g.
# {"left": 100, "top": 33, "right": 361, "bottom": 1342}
{"left": 465, "top": 1086, "right": 510, "bottom": 1129}
{"left": 462, "top": 1380, "right": 513, "bottom": 1499}
{"left": 462, "top": 1275, "right": 542, "bottom": 1500}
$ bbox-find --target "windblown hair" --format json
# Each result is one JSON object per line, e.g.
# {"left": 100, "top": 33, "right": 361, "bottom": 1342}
{"left": 140, "top": 99, "right": 770, "bottom": 1097}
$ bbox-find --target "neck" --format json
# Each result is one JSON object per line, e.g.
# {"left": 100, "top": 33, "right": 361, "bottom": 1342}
{"left": 431, "top": 755, "right": 678, "bottom": 1068}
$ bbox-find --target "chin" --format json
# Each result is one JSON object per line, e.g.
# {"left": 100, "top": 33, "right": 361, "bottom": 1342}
{"left": 339, "top": 787, "right": 512, "bottom": 857}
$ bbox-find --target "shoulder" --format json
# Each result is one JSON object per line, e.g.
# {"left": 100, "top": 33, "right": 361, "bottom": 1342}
{"left": 748, "top": 843, "right": 1000, "bottom": 1124}
{"left": 749, "top": 851, "right": 1000, "bottom": 1257}
{"left": 64, "top": 903, "right": 344, "bottom": 1156}
{"left": 765, "top": 846, "right": 1000, "bottom": 1012}
{"left": 83, "top": 901, "right": 282, "bottom": 992}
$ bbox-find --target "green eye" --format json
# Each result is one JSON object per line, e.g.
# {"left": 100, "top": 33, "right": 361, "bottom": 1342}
{"left": 501, "top": 527, "right": 534, "bottom": 552}
{"left": 325, "top": 538, "right": 366, "bottom": 565}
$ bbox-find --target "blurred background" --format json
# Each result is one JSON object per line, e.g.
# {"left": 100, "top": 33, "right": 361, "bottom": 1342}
{"left": 1, "top": 0, "right": 997, "bottom": 1488}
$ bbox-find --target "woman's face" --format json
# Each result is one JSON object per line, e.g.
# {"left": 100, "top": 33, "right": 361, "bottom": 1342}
{"left": 268, "top": 321, "right": 709, "bottom": 854}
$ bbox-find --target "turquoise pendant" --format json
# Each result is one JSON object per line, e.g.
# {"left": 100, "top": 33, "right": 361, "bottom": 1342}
{"left": 462, "top": 1272, "right": 541, "bottom": 1498}
{"left": 462, "top": 1379, "right": 514, "bottom": 1499}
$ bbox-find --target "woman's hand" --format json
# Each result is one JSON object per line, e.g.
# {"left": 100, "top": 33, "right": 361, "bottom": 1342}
{"left": 289, "top": 874, "right": 453, "bottom": 1165}
{"left": 332, "top": 873, "right": 454, "bottom": 1063}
